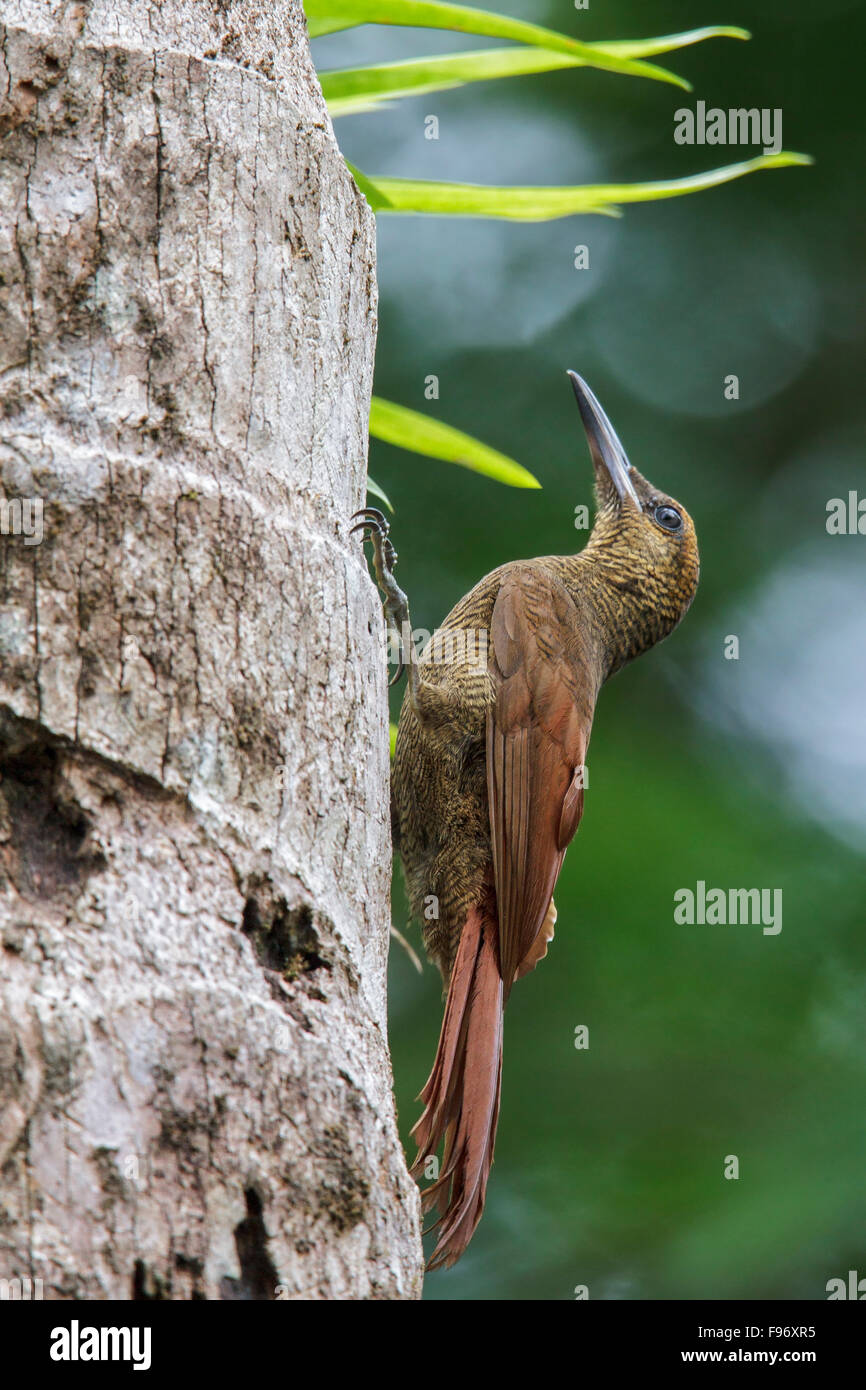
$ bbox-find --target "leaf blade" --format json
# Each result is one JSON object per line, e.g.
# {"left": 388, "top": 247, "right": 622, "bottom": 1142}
{"left": 321, "top": 28, "right": 750, "bottom": 116}
{"left": 370, "top": 396, "right": 541, "bottom": 488}
{"left": 366, "top": 476, "right": 394, "bottom": 511}
{"left": 351, "top": 153, "right": 813, "bottom": 222}
{"left": 322, "top": 46, "right": 581, "bottom": 115}
{"left": 306, "top": 0, "right": 691, "bottom": 88}
{"left": 596, "top": 25, "right": 750, "bottom": 59}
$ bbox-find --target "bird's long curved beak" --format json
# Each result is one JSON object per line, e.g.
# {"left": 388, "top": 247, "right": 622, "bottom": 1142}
{"left": 568, "top": 370, "right": 640, "bottom": 507}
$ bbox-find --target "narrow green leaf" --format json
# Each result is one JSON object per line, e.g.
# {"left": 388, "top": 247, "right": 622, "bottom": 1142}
{"left": 323, "top": 47, "right": 577, "bottom": 115}
{"left": 389, "top": 721, "right": 398, "bottom": 759}
{"left": 370, "top": 396, "right": 541, "bottom": 488}
{"left": 308, "top": 14, "right": 360, "bottom": 34}
{"left": 366, "top": 476, "right": 394, "bottom": 511}
{"left": 597, "top": 26, "right": 749, "bottom": 59}
{"left": 351, "top": 153, "right": 813, "bottom": 222}
{"left": 305, "top": 0, "right": 691, "bottom": 89}
{"left": 328, "top": 96, "right": 385, "bottom": 115}
{"left": 322, "top": 28, "right": 749, "bottom": 117}
{"left": 346, "top": 162, "right": 393, "bottom": 210}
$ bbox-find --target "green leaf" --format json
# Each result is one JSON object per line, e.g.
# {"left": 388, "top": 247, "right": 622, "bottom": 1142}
{"left": 370, "top": 396, "right": 540, "bottom": 488}
{"left": 597, "top": 25, "right": 749, "bottom": 59}
{"left": 389, "top": 721, "right": 398, "bottom": 759}
{"left": 350, "top": 153, "right": 813, "bottom": 222}
{"left": 323, "top": 47, "right": 574, "bottom": 115}
{"left": 305, "top": 0, "right": 691, "bottom": 89}
{"left": 366, "top": 476, "right": 394, "bottom": 511}
{"left": 347, "top": 162, "right": 393, "bottom": 208}
{"left": 322, "top": 28, "right": 748, "bottom": 117}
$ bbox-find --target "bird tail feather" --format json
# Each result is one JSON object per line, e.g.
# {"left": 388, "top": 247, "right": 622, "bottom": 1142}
{"left": 410, "top": 894, "right": 504, "bottom": 1270}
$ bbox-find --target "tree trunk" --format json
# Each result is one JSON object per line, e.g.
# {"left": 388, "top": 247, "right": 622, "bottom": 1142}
{"left": 0, "top": 0, "right": 422, "bottom": 1300}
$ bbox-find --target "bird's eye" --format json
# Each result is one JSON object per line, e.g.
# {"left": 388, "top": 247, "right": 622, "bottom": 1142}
{"left": 653, "top": 504, "right": 682, "bottom": 532}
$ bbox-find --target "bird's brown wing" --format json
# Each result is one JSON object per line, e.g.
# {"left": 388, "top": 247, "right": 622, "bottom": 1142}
{"left": 486, "top": 565, "right": 596, "bottom": 994}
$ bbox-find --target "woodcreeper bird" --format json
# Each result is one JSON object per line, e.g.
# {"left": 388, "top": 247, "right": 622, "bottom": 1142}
{"left": 352, "top": 372, "right": 699, "bottom": 1269}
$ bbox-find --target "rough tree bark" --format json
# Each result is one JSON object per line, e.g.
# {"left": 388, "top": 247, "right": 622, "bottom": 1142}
{"left": 0, "top": 0, "right": 422, "bottom": 1299}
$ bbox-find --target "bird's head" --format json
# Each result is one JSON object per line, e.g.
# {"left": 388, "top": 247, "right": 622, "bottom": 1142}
{"left": 568, "top": 370, "right": 700, "bottom": 663}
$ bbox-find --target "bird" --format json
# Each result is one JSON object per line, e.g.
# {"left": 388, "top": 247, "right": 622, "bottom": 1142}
{"left": 351, "top": 371, "right": 700, "bottom": 1270}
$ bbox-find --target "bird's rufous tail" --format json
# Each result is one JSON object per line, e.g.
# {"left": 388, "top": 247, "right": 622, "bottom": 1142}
{"left": 410, "top": 891, "right": 503, "bottom": 1270}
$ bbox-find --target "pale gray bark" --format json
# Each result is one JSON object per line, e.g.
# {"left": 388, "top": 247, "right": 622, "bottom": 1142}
{"left": 0, "top": 0, "right": 422, "bottom": 1300}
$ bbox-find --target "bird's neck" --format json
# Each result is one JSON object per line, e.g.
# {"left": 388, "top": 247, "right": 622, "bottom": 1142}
{"left": 546, "top": 544, "right": 676, "bottom": 682}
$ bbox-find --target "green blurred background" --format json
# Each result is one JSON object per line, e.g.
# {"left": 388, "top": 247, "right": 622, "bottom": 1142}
{"left": 314, "top": 0, "right": 866, "bottom": 1299}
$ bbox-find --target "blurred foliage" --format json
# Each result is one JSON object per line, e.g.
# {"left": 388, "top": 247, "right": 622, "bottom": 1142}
{"left": 319, "top": 29, "right": 751, "bottom": 118}
{"left": 313, "top": 4, "right": 804, "bottom": 476}
{"left": 308, "top": 0, "right": 696, "bottom": 86}
{"left": 314, "top": 0, "right": 866, "bottom": 1300}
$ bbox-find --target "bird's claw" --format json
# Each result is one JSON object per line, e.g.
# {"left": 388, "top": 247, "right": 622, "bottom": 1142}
{"left": 350, "top": 506, "right": 410, "bottom": 687}
{"left": 349, "top": 505, "right": 388, "bottom": 535}
{"left": 349, "top": 507, "right": 398, "bottom": 575}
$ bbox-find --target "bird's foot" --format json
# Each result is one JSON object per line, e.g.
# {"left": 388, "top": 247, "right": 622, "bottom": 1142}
{"left": 350, "top": 507, "right": 413, "bottom": 687}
